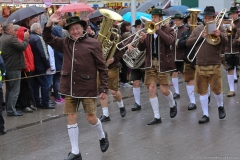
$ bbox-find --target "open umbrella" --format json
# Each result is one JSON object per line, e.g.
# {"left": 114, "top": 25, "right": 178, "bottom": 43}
{"left": 57, "top": 3, "right": 94, "bottom": 13}
{"left": 169, "top": 5, "right": 189, "bottom": 14}
{"left": 7, "top": 6, "right": 45, "bottom": 23}
{"left": 164, "top": 9, "right": 183, "bottom": 16}
{"left": 0, "top": 16, "right": 6, "bottom": 23}
{"left": 137, "top": 0, "right": 159, "bottom": 12}
{"left": 123, "top": 12, "right": 152, "bottom": 22}
{"left": 119, "top": 8, "right": 131, "bottom": 16}
{"left": 87, "top": 8, "right": 114, "bottom": 19}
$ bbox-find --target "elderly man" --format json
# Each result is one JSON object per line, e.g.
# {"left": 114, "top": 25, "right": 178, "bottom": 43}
{"left": 0, "top": 22, "right": 29, "bottom": 116}
{"left": 43, "top": 12, "right": 109, "bottom": 160}
{"left": 29, "top": 23, "right": 54, "bottom": 109}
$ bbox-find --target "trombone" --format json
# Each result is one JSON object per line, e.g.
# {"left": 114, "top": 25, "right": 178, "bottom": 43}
{"left": 187, "top": 8, "right": 227, "bottom": 63}
{"left": 116, "top": 16, "right": 172, "bottom": 51}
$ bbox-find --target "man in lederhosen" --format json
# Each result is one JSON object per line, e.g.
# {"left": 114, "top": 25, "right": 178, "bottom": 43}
{"left": 224, "top": 7, "right": 240, "bottom": 97}
{"left": 171, "top": 14, "right": 188, "bottom": 99}
{"left": 186, "top": 6, "right": 228, "bottom": 124}
{"left": 138, "top": 8, "right": 177, "bottom": 125}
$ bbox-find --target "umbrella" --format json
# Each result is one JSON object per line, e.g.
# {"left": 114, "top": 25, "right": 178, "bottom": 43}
{"left": 7, "top": 6, "right": 45, "bottom": 23}
{"left": 169, "top": 5, "right": 189, "bottom": 14}
{"left": 0, "top": 16, "right": 6, "bottom": 23}
{"left": 137, "top": 0, "right": 159, "bottom": 12}
{"left": 163, "top": 9, "right": 183, "bottom": 16}
{"left": 119, "top": 8, "right": 131, "bottom": 16}
{"left": 57, "top": 3, "right": 94, "bottom": 13}
{"left": 87, "top": 8, "right": 114, "bottom": 19}
{"left": 122, "top": 12, "right": 152, "bottom": 23}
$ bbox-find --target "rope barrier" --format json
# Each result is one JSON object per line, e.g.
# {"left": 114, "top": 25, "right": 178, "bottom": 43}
{"left": 2, "top": 71, "right": 61, "bottom": 82}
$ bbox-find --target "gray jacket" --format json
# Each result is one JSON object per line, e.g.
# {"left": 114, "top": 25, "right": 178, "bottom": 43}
{"left": 0, "top": 33, "right": 28, "bottom": 71}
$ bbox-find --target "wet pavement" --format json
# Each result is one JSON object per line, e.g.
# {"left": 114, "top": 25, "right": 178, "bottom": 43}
{"left": 1, "top": 69, "right": 240, "bottom": 160}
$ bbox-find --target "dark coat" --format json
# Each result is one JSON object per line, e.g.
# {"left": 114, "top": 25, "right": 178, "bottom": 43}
{"left": 174, "top": 25, "right": 188, "bottom": 61}
{"left": 43, "top": 27, "right": 108, "bottom": 98}
{"left": 0, "top": 33, "right": 28, "bottom": 71}
{"left": 225, "top": 18, "right": 240, "bottom": 53}
{"left": 52, "top": 25, "right": 63, "bottom": 71}
{"left": 186, "top": 25, "right": 228, "bottom": 66}
{"left": 29, "top": 32, "right": 50, "bottom": 72}
{"left": 138, "top": 25, "right": 176, "bottom": 72}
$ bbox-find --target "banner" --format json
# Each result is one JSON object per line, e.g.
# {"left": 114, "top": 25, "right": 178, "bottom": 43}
{"left": 13, "top": 0, "right": 22, "bottom": 4}
{"left": 44, "top": 0, "right": 52, "bottom": 7}
{"left": 106, "top": 2, "right": 122, "bottom": 8}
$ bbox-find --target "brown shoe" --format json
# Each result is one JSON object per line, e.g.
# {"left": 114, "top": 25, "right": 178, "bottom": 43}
{"left": 227, "top": 91, "right": 236, "bottom": 97}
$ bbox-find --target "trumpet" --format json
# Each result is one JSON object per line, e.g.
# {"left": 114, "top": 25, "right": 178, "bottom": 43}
{"left": 116, "top": 16, "right": 172, "bottom": 51}
{"left": 187, "top": 8, "right": 227, "bottom": 63}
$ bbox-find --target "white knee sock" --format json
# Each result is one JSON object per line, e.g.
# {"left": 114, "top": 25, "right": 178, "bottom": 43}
{"left": 150, "top": 97, "right": 160, "bottom": 119}
{"left": 199, "top": 95, "right": 209, "bottom": 117}
{"left": 91, "top": 119, "right": 105, "bottom": 140}
{"left": 164, "top": 91, "right": 175, "bottom": 108}
{"left": 227, "top": 75, "right": 234, "bottom": 91}
{"left": 67, "top": 123, "right": 79, "bottom": 154}
{"left": 133, "top": 87, "right": 141, "bottom": 105}
{"left": 186, "top": 85, "right": 196, "bottom": 104}
{"left": 117, "top": 100, "right": 124, "bottom": 108}
{"left": 172, "top": 78, "right": 179, "bottom": 94}
{"left": 208, "top": 84, "right": 211, "bottom": 96}
{"left": 102, "top": 107, "right": 109, "bottom": 117}
{"left": 234, "top": 66, "right": 237, "bottom": 80}
{"left": 214, "top": 93, "right": 224, "bottom": 107}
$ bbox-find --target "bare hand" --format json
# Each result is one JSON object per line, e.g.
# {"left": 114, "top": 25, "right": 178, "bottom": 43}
{"left": 127, "top": 44, "right": 134, "bottom": 51}
{"left": 155, "top": 24, "right": 160, "bottom": 31}
{"left": 48, "top": 11, "right": 62, "bottom": 24}
{"left": 107, "top": 57, "right": 114, "bottom": 65}
{"left": 24, "top": 31, "right": 29, "bottom": 39}
{"left": 231, "top": 22, "right": 235, "bottom": 29}
{"left": 238, "top": 37, "right": 240, "bottom": 42}
{"left": 212, "top": 29, "right": 220, "bottom": 36}
{"left": 139, "top": 32, "right": 147, "bottom": 43}
{"left": 201, "top": 30, "right": 207, "bottom": 38}
{"left": 99, "top": 92, "right": 107, "bottom": 100}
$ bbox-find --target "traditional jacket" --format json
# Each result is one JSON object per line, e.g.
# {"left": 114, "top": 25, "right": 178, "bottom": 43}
{"left": 43, "top": 26, "right": 108, "bottom": 98}
{"left": 174, "top": 25, "right": 188, "bottom": 61}
{"left": 225, "top": 18, "right": 240, "bottom": 53}
{"left": 138, "top": 25, "right": 176, "bottom": 72}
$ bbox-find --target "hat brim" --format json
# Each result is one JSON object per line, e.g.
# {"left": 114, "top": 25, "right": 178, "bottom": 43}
{"left": 183, "top": 15, "right": 202, "bottom": 24}
{"left": 200, "top": 13, "right": 216, "bottom": 16}
{"left": 64, "top": 20, "right": 87, "bottom": 30}
{"left": 172, "top": 17, "right": 184, "bottom": 20}
{"left": 227, "top": 11, "right": 239, "bottom": 14}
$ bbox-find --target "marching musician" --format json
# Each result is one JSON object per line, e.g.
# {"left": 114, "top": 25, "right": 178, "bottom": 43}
{"left": 186, "top": 6, "right": 228, "bottom": 124}
{"left": 127, "top": 19, "right": 146, "bottom": 111}
{"left": 98, "top": 20, "right": 127, "bottom": 122}
{"left": 178, "top": 14, "right": 200, "bottom": 110}
{"left": 138, "top": 8, "right": 177, "bottom": 125}
{"left": 171, "top": 14, "right": 188, "bottom": 99}
{"left": 224, "top": 7, "right": 240, "bottom": 97}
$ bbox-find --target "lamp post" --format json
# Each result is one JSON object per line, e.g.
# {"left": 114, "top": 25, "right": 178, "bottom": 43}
{"left": 131, "top": 0, "right": 136, "bottom": 33}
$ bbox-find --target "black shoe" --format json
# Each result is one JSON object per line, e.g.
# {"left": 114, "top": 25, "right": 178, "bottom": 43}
{"left": 7, "top": 111, "right": 23, "bottom": 116}
{"left": 99, "top": 131, "right": 109, "bottom": 152}
{"left": 234, "top": 79, "right": 238, "bottom": 83}
{"left": 188, "top": 103, "right": 197, "bottom": 110}
{"left": 0, "top": 129, "right": 7, "bottom": 135}
{"left": 99, "top": 115, "right": 111, "bottom": 122}
{"left": 120, "top": 106, "right": 126, "bottom": 117}
{"left": 147, "top": 118, "right": 162, "bottom": 125}
{"left": 173, "top": 93, "right": 180, "bottom": 99}
{"left": 131, "top": 103, "right": 141, "bottom": 111}
{"left": 208, "top": 95, "right": 211, "bottom": 104}
{"left": 170, "top": 102, "right": 177, "bottom": 118}
{"left": 41, "top": 105, "right": 55, "bottom": 109}
{"left": 218, "top": 106, "right": 226, "bottom": 119}
{"left": 198, "top": 115, "right": 210, "bottom": 124}
{"left": 64, "top": 152, "right": 82, "bottom": 160}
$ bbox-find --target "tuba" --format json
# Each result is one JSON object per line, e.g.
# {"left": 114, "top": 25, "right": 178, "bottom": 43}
{"left": 97, "top": 9, "right": 123, "bottom": 66}
{"left": 122, "top": 16, "right": 151, "bottom": 69}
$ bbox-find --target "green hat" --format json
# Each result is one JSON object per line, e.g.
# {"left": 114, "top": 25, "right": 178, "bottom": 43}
{"left": 151, "top": 8, "right": 165, "bottom": 15}
{"left": 227, "top": 7, "right": 239, "bottom": 14}
{"left": 64, "top": 16, "right": 87, "bottom": 30}
{"left": 172, "top": 14, "right": 184, "bottom": 19}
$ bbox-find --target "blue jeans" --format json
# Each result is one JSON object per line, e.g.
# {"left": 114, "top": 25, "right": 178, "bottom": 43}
{"left": 47, "top": 75, "right": 53, "bottom": 90}
{"left": 33, "top": 71, "right": 49, "bottom": 107}
{"left": 5, "top": 70, "right": 21, "bottom": 114}
{"left": 53, "top": 72, "right": 61, "bottom": 99}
